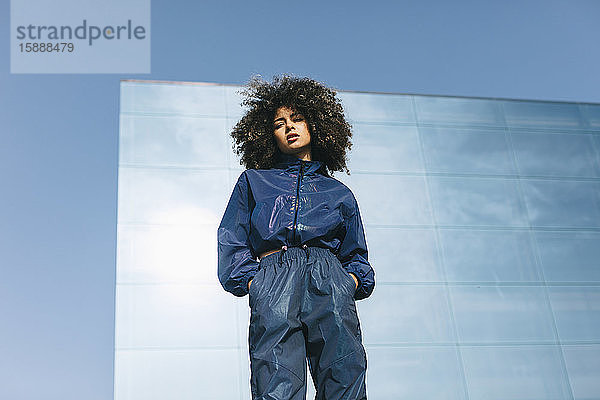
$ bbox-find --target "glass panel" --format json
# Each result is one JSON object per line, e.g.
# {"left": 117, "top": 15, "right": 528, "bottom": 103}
{"left": 461, "top": 345, "right": 572, "bottom": 400}
{"left": 562, "top": 344, "right": 600, "bottom": 400}
{"left": 365, "top": 346, "right": 467, "bottom": 400}
{"left": 337, "top": 91, "right": 415, "bottom": 123}
{"left": 521, "top": 179, "right": 600, "bottom": 228}
{"left": 348, "top": 124, "right": 424, "bottom": 173}
{"left": 115, "top": 284, "right": 238, "bottom": 348}
{"left": 307, "top": 363, "right": 316, "bottom": 400}
{"left": 428, "top": 176, "right": 528, "bottom": 227}
{"left": 414, "top": 96, "right": 504, "bottom": 127}
{"left": 336, "top": 174, "right": 433, "bottom": 226}
{"left": 237, "top": 300, "right": 251, "bottom": 346}
{"left": 116, "top": 224, "right": 217, "bottom": 284}
{"left": 225, "top": 119, "right": 246, "bottom": 170}
{"left": 440, "top": 229, "right": 540, "bottom": 282}
{"left": 118, "top": 83, "right": 600, "bottom": 399}
{"left": 450, "top": 286, "right": 556, "bottom": 342}
{"left": 420, "top": 127, "right": 515, "bottom": 175}
{"left": 503, "top": 100, "right": 585, "bottom": 130}
{"left": 114, "top": 348, "right": 242, "bottom": 400}
{"left": 117, "top": 167, "right": 230, "bottom": 225}
{"left": 235, "top": 301, "right": 253, "bottom": 398}
{"left": 548, "top": 287, "right": 600, "bottom": 341}
{"left": 367, "top": 228, "right": 444, "bottom": 282}
{"left": 579, "top": 104, "right": 600, "bottom": 130}
{"left": 119, "top": 115, "right": 230, "bottom": 168}
{"left": 535, "top": 231, "right": 600, "bottom": 282}
{"left": 121, "top": 81, "right": 227, "bottom": 117}
{"left": 511, "top": 132, "right": 600, "bottom": 177}
{"left": 358, "top": 285, "right": 455, "bottom": 344}
{"left": 223, "top": 85, "right": 244, "bottom": 120}
{"left": 593, "top": 134, "right": 600, "bottom": 169}
{"left": 237, "top": 338, "right": 252, "bottom": 399}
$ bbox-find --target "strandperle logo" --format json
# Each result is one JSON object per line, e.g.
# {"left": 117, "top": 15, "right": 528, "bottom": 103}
{"left": 15, "top": 19, "right": 147, "bottom": 46}
{"left": 11, "top": 0, "right": 150, "bottom": 73}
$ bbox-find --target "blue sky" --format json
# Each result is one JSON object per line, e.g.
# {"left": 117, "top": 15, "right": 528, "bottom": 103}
{"left": 1, "top": 0, "right": 599, "bottom": 399}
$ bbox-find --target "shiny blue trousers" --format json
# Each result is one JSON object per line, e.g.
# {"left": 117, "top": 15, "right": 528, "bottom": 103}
{"left": 248, "top": 246, "right": 367, "bottom": 400}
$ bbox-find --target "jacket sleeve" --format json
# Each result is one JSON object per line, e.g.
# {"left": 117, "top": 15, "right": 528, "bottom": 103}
{"left": 217, "top": 171, "right": 260, "bottom": 297}
{"left": 337, "top": 192, "right": 375, "bottom": 300}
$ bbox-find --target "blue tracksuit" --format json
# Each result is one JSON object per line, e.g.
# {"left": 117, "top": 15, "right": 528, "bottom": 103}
{"left": 217, "top": 152, "right": 375, "bottom": 399}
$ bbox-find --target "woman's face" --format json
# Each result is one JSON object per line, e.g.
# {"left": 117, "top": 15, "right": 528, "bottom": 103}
{"left": 273, "top": 106, "right": 312, "bottom": 160}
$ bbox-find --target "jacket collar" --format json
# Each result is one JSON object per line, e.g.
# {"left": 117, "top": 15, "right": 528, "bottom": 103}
{"left": 274, "top": 152, "right": 325, "bottom": 175}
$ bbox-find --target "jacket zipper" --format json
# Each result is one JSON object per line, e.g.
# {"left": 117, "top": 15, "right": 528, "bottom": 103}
{"left": 291, "top": 160, "right": 304, "bottom": 244}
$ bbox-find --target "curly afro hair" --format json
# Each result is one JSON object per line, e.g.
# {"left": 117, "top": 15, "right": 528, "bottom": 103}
{"left": 230, "top": 74, "right": 353, "bottom": 176}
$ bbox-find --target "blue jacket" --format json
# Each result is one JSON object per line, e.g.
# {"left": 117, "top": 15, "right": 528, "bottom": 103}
{"left": 217, "top": 152, "right": 375, "bottom": 300}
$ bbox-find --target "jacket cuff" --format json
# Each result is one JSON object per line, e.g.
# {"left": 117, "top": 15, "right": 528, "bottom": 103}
{"left": 347, "top": 265, "right": 375, "bottom": 300}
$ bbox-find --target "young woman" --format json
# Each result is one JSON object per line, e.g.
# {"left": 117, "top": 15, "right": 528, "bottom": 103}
{"left": 217, "top": 75, "right": 375, "bottom": 400}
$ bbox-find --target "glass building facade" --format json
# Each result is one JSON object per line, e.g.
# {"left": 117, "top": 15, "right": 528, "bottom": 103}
{"left": 115, "top": 79, "right": 600, "bottom": 400}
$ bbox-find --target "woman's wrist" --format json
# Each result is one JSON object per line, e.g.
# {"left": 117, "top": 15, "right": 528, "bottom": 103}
{"left": 349, "top": 272, "right": 358, "bottom": 290}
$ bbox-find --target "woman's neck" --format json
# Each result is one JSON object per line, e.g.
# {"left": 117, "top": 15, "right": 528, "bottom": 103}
{"left": 295, "top": 149, "right": 312, "bottom": 161}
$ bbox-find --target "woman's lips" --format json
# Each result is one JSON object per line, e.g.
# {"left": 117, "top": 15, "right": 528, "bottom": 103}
{"left": 287, "top": 134, "right": 299, "bottom": 142}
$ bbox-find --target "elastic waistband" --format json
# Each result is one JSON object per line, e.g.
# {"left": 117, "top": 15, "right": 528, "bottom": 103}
{"left": 259, "top": 246, "right": 335, "bottom": 268}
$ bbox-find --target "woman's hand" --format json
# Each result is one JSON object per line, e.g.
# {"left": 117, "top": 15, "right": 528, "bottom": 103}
{"left": 349, "top": 273, "right": 358, "bottom": 290}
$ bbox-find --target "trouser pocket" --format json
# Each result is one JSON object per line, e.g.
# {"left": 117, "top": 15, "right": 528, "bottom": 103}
{"left": 248, "top": 265, "right": 267, "bottom": 310}
{"left": 332, "top": 258, "right": 358, "bottom": 297}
